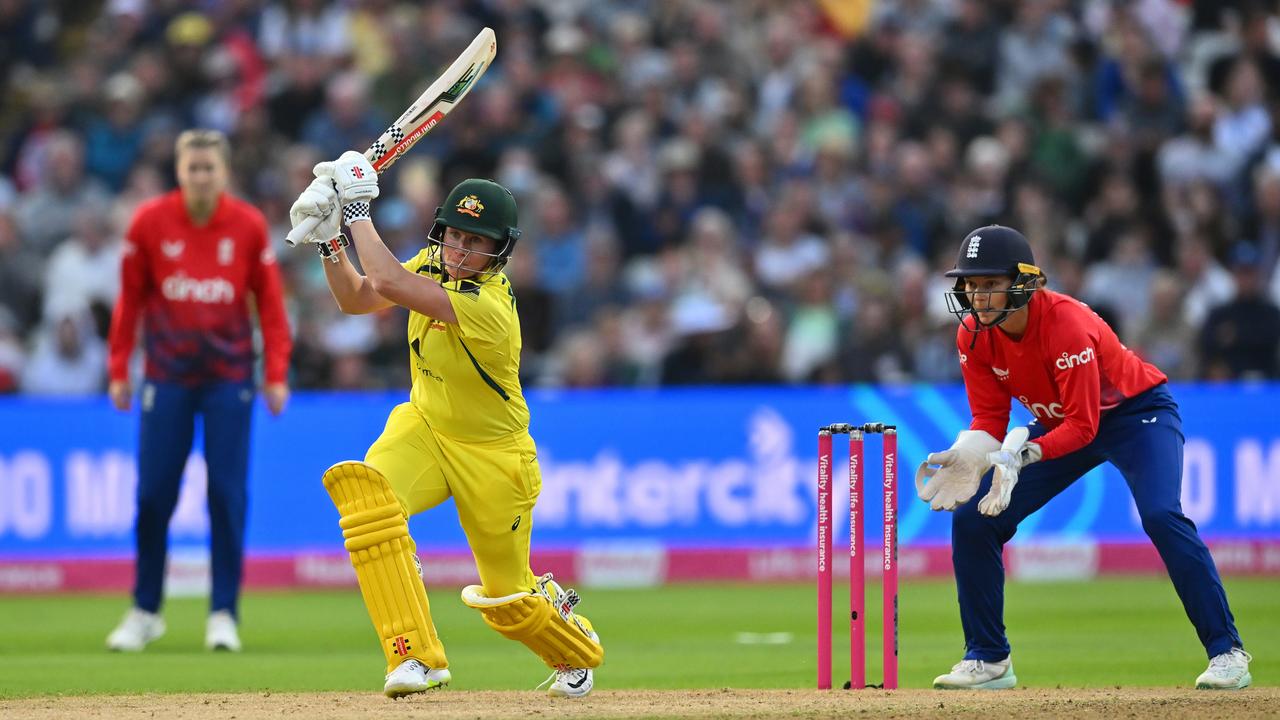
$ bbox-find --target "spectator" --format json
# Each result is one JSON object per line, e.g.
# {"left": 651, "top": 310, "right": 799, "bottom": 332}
{"left": 0, "top": 210, "right": 42, "bottom": 336}
{"left": 300, "top": 72, "right": 384, "bottom": 161}
{"left": 1082, "top": 226, "right": 1158, "bottom": 340}
{"left": 1242, "top": 165, "right": 1280, "bottom": 284}
{"left": 1199, "top": 243, "right": 1280, "bottom": 380}
{"left": 996, "top": 0, "right": 1076, "bottom": 113}
{"left": 257, "top": 0, "right": 349, "bottom": 63}
{"left": 530, "top": 183, "right": 588, "bottom": 297}
{"left": 42, "top": 202, "right": 122, "bottom": 331}
{"left": 555, "top": 233, "right": 627, "bottom": 332}
{"left": 83, "top": 72, "right": 148, "bottom": 191}
{"left": 14, "top": 131, "right": 112, "bottom": 256}
{"left": 753, "top": 191, "right": 829, "bottom": 291}
{"left": 1212, "top": 59, "right": 1271, "bottom": 176}
{"left": 1158, "top": 94, "right": 1235, "bottom": 192}
{"left": 20, "top": 309, "right": 106, "bottom": 395}
{"left": 1133, "top": 270, "right": 1197, "bottom": 380}
{"left": 1179, "top": 233, "right": 1237, "bottom": 328}
{"left": 938, "top": 0, "right": 1001, "bottom": 95}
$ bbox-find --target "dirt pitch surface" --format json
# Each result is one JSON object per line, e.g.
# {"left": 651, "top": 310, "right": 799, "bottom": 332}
{"left": 3, "top": 688, "right": 1278, "bottom": 720}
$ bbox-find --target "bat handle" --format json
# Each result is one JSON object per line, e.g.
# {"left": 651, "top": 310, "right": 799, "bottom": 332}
{"left": 285, "top": 215, "right": 321, "bottom": 247}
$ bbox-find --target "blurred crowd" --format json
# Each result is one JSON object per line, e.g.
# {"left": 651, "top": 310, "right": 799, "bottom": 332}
{"left": 2, "top": 0, "right": 1280, "bottom": 395}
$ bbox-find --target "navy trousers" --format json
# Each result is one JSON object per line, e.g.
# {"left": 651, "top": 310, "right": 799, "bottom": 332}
{"left": 133, "top": 381, "right": 254, "bottom": 618}
{"left": 952, "top": 384, "right": 1242, "bottom": 661}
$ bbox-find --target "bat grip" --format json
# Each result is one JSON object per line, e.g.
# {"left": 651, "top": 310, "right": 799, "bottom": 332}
{"left": 285, "top": 215, "right": 321, "bottom": 247}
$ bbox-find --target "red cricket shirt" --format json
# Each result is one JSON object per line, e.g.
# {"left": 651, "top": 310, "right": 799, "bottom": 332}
{"left": 957, "top": 289, "right": 1167, "bottom": 460}
{"left": 108, "top": 190, "right": 291, "bottom": 386}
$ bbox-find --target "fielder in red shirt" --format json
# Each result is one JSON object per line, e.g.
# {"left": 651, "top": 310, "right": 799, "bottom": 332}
{"left": 104, "top": 129, "right": 292, "bottom": 654}
{"left": 915, "top": 225, "right": 1249, "bottom": 690}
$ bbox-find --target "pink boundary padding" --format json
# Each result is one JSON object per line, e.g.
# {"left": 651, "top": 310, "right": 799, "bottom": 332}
{"left": 848, "top": 430, "right": 865, "bottom": 690}
{"left": 882, "top": 430, "right": 899, "bottom": 689}
{"left": 816, "top": 430, "right": 834, "bottom": 690}
{"left": 2, "top": 539, "right": 1278, "bottom": 593}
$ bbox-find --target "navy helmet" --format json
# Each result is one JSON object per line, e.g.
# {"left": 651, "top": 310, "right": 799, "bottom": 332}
{"left": 944, "top": 225, "right": 1044, "bottom": 331}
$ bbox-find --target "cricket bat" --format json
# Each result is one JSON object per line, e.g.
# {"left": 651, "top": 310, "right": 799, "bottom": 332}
{"left": 286, "top": 27, "right": 497, "bottom": 247}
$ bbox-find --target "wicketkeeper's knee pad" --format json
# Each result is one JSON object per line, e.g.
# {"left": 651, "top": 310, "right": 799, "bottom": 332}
{"left": 461, "top": 573, "right": 604, "bottom": 669}
{"left": 323, "top": 460, "right": 446, "bottom": 672}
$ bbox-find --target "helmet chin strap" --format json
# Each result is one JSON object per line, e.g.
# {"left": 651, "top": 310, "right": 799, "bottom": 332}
{"left": 961, "top": 304, "right": 1021, "bottom": 350}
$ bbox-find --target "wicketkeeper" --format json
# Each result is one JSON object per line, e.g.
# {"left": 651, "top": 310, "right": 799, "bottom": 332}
{"left": 916, "top": 225, "right": 1251, "bottom": 690}
{"left": 287, "top": 152, "right": 603, "bottom": 698}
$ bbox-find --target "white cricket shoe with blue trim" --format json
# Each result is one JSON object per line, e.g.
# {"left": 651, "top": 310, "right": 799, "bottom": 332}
{"left": 933, "top": 656, "right": 1017, "bottom": 689}
{"left": 1196, "top": 648, "right": 1252, "bottom": 689}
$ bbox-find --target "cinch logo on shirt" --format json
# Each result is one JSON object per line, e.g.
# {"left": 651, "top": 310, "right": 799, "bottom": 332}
{"left": 1018, "top": 395, "right": 1064, "bottom": 420}
{"left": 161, "top": 272, "right": 235, "bottom": 304}
{"left": 1055, "top": 347, "right": 1096, "bottom": 370}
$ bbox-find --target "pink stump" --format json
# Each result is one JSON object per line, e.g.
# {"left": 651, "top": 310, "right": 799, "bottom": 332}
{"left": 817, "top": 430, "right": 833, "bottom": 690}
{"left": 882, "top": 429, "right": 899, "bottom": 689}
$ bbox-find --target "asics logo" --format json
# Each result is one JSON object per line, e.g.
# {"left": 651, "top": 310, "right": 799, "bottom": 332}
{"left": 1056, "top": 347, "right": 1096, "bottom": 370}
{"left": 567, "top": 672, "right": 589, "bottom": 689}
{"left": 966, "top": 235, "right": 981, "bottom": 258}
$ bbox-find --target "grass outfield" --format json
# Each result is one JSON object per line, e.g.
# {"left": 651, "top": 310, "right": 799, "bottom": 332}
{"left": 0, "top": 577, "right": 1275, "bottom": 698}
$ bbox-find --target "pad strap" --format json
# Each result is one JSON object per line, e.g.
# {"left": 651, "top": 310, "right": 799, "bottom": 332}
{"left": 461, "top": 574, "right": 604, "bottom": 669}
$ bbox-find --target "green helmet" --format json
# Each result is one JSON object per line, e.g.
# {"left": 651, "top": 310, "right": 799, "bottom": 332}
{"left": 427, "top": 178, "right": 521, "bottom": 271}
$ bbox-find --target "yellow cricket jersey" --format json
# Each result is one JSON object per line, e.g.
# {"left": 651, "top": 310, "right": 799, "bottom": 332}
{"left": 400, "top": 246, "right": 530, "bottom": 441}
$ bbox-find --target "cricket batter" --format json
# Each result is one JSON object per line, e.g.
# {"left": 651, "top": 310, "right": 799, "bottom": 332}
{"left": 287, "top": 151, "right": 603, "bottom": 698}
{"left": 106, "top": 129, "right": 292, "bottom": 653}
{"left": 915, "top": 225, "right": 1251, "bottom": 690}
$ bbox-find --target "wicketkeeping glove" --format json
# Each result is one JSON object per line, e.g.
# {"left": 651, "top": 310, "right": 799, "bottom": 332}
{"left": 915, "top": 430, "right": 1001, "bottom": 511}
{"left": 978, "top": 426, "right": 1043, "bottom": 516}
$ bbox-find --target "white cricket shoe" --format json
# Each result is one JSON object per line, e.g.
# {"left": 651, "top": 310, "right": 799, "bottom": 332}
{"left": 933, "top": 656, "right": 1017, "bottom": 689}
{"left": 1196, "top": 648, "right": 1252, "bottom": 689}
{"left": 205, "top": 610, "right": 242, "bottom": 652}
{"left": 383, "top": 658, "right": 451, "bottom": 698}
{"left": 544, "top": 667, "right": 594, "bottom": 698}
{"left": 539, "top": 630, "right": 598, "bottom": 698}
{"left": 106, "top": 608, "right": 165, "bottom": 652}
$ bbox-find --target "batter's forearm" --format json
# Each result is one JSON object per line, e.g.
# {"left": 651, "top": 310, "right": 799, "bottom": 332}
{"left": 321, "top": 245, "right": 391, "bottom": 315}
{"left": 348, "top": 221, "right": 456, "bottom": 321}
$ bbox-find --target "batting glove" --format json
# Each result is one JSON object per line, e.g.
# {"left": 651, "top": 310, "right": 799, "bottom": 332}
{"left": 317, "top": 150, "right": 379, "bottom": 206}
{"left": 978, "top": 426, "right": 1043, "bottom": 517}
{"left": 288, "top": 177, "right": 342, "bottom": 244}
